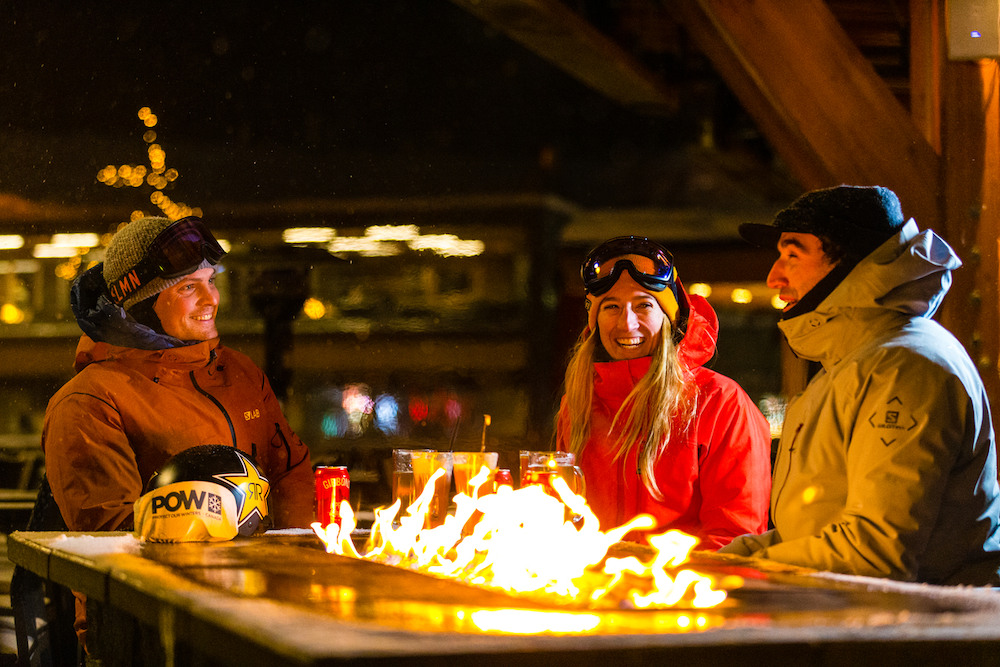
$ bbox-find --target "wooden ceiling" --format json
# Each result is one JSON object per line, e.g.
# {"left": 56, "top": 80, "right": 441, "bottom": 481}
{"left": 449, "top": 0, "right": 912, "bottom": 114}
{"left": 448, "top": 0, "right": 939, "bottom": 229}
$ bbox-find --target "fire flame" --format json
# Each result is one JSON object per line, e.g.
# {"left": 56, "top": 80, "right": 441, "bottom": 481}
{"left": 313, "top": 466, "right": 733, "bottom": 614}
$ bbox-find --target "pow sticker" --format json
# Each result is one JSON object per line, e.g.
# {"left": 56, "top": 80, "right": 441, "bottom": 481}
{"left": 867, "top": 396, "right": 918, "bottom": 446}
{"left": 134, "top": 480, "right": 240, "bottom": 542}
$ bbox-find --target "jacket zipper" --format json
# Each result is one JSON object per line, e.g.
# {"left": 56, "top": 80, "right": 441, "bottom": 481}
{"left": 771, "top": 423, "right": 802, "bottom": 527}
{"left": 189, "top": 371, "right": 238, "bottom": 448}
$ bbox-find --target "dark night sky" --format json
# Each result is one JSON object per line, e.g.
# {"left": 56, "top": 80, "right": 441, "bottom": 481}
{"left": 1, "top": 1, "right": 794, "bottom": 213}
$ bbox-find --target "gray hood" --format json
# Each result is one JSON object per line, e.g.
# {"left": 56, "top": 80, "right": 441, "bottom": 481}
{"left": 778, "top": 220, "right": 962, "bottom": 366}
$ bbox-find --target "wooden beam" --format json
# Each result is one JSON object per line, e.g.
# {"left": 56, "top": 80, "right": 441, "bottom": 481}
{"left": 446, "top": 0, "right": 678, "bottom": 114}
{"left": 909, "top": 0, "right": 943, "bottom": 153}
{"left": 671, "top": 0, "right": 941, "bottom": 229}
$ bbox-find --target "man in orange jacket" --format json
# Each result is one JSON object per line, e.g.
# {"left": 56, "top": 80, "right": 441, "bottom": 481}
{"left": 41, "top": 215, "right": 315, "bottom": 649}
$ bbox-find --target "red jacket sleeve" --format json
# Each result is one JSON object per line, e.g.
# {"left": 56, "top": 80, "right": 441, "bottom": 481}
{"left": 691, "top": 372, "right": 772, "bottom": 550}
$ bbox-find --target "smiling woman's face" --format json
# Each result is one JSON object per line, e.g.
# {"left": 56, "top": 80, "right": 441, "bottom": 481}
{"left": 596, "top": 273, "right": 667, "bottom": 360}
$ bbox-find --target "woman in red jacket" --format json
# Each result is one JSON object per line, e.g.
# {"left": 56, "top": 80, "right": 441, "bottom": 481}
{"left": 556, "top": 236, "right": 771, "bottom": 550}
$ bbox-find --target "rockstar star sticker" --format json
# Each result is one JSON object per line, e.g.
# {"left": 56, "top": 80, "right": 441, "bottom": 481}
{"left": 214, "top": 455, "right": 271, "bottom": 527}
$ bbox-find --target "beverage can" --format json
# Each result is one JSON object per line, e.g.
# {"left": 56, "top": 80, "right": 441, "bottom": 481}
{"left": 495, "top": 468, "right": 513, "bottom": 487}
{"left": 315, "top": 466, "right": 350, "bottom": 528}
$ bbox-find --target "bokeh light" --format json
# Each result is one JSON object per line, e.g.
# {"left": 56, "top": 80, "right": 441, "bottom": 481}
{"left": 374, "top": 395, "right": 400, "bottom": 435}
{"left": 0, "top": 236, "right": 24, "bottom": 250}
{"left": 409, "top": 395, "right": 429, "bottom": 423}
{"left": 688, "top": 282, "right": 712, "bottom": 298}
{"left": 303, "top": 298, "right": 326, "bottom": 320}
{"left": 730, "top": 288, "right": 753, "bottom": 304}
{"left": 0, "top": 304, "right": 25, "bottom": 324}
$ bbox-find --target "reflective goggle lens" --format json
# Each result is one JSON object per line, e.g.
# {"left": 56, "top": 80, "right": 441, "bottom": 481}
{"left": 582, "top": 237, "right": 675, "bottom": 296}
{"left": 147, "top": 217, "right": 225, "bottom": 279}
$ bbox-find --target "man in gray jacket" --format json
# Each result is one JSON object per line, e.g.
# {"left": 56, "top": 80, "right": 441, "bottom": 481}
{"left": 721, "top": 184, "right": 1000, "bottom": 586}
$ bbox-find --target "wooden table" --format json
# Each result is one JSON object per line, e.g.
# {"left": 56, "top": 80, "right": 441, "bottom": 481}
{"left": 9, "top": 530, "right": 1000, "bottom": 667}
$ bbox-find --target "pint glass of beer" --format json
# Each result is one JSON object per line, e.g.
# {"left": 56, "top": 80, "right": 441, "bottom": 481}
{"left": 391, "top": 449, "right": 432, "bottom": 512}
{"left": 452, "top": 451, "right": 499, "bottom": 498}
{"left": 410, "top": 451, "right": 454, "bottom": 528}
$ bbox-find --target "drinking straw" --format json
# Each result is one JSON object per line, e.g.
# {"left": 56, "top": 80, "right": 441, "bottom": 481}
{"left": 480, "top": 414, "right": 491, "bottom": 452}
{"left": 449, "top": 414, "right": 461, "bottom": 451}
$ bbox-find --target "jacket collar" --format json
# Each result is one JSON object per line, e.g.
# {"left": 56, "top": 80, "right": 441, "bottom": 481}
{"left": 71, "top": 263, "right": 196, "bottom": 351}
{"left": 74, "top": 335, "right": 221, "bottom": 373}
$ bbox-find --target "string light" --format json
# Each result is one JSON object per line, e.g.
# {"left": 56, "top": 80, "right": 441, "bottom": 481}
{"left": 95, "top": 107, "right": 202, "bottom": 221}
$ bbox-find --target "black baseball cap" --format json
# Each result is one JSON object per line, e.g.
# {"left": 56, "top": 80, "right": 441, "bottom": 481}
{"left": 739, "top": 185, "right": 906, "bottom": 260}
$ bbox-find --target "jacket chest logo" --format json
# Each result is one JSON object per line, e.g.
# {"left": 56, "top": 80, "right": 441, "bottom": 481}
{"left": 866, "top": 396, "right": 917, "bottom": 446}
{"left": 244, "top": 408, "right": 261, "bottom": 421}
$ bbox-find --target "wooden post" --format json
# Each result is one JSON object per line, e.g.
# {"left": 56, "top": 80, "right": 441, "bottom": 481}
{"left": 938, "top": 57, "right": 1000, "bottom": 424}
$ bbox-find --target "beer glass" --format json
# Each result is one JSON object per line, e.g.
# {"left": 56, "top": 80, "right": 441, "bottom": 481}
{"left": 522, "top": 450, "right": 586, "bottom": 496}
{"left": 518, "top": 450, "right": 531, "bottom": 488}
{"left": 452, "top": 452, "right": 499, "bottom": 498}
{"left": 410, "top": 451, "right": 454, "bottom": 528}
{"left": 391, "top": 449, "right": 431, "bottom": 511}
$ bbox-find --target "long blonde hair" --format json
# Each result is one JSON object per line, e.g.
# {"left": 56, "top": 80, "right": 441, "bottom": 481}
{"left": 561, "top": 325, "right": 696, "bottom": 500}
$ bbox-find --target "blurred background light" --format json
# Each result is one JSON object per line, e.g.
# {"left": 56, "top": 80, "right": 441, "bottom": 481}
{"left": 284, "top": 227, "right": 336, "bottom": 244}
{"left": 0, "top": 236, "right": 24, "bottom": 250}
{"left": 730, "top": 288, "right": 753, "bottom": 304}
{"left": 32, "top": 244, "right": 80, "bottom": 258}
{"left": 50, "top": 233, "right": 100, "bottom": 248}
{"left": 688, "top": 282, "right": 712, "bottom": 298}
{"left": 366, "top": 225, "right": 419, "bottom": 241}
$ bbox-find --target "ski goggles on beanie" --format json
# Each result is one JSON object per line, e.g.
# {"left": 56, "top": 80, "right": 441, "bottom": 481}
{"left": 582, "top": 236, "right": 688, "bottom": 329}
{"left": 107, "top": 216, "right": 226, "bottom": 307}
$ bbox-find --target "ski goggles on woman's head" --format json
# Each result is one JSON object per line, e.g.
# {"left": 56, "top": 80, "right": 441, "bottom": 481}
{"left": 581, "top": 236, "right": 689, "bottom": 334}
{"left": 581, "top": 236, "right": 676, "bottom": 296}
{"left": 108, "top": 216, "right": 226, "bottom": 307}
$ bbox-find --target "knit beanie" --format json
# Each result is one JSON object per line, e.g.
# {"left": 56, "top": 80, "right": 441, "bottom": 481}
{"left": 738, "top": 185, "right": 907, "bottom": 319}
{"left": 103, "top": 216, "right": 213, "bottom": 311}
{"left": 739, "top": 185, "right": 905, "bottom": 263}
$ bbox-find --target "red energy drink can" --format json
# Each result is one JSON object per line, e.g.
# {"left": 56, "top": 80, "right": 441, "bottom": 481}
{"left": 315, "top": 466, "right": 350, "bottom": 528}
{"left": 494, "top": 468, "right": 513, "bottom": 488}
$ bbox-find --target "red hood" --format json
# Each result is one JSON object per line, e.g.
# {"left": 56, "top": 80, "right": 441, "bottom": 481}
{"left": 676, "top": 294, "right": 718, "bottom": 371}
